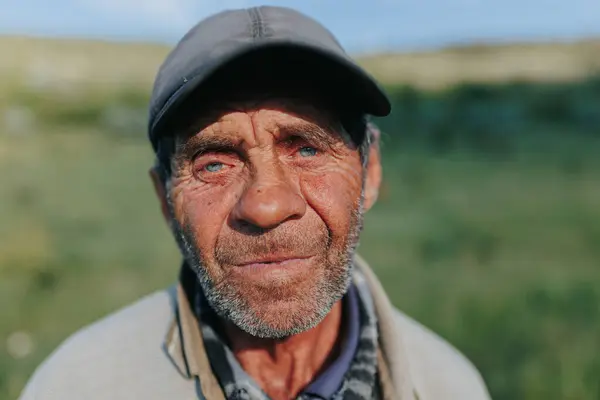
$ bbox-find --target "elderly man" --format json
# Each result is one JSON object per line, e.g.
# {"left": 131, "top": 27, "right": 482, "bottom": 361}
{"left": 20, "top": 6, "right": 490, "bottom": 400}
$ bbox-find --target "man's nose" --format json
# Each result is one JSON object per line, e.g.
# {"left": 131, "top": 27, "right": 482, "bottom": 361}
{"left": 231, "top": 168, "right": 306, "bottom": 230}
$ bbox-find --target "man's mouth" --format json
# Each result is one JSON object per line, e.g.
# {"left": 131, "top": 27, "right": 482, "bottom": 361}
{"left": 236, "top": 255, "right": 313, "bottom": 267}
{"left": 230, "top": 255, "right": 317, "bottom": 282}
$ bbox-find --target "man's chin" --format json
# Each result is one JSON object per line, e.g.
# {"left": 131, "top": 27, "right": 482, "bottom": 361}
{"left": 232, "top": 298, "right": 334, "bottom": 339}
{"left": 199, "top": 254, "right": 353, "bottom": 338}
{"left": 206, "top": 276, "right": 343, "bottom": 339}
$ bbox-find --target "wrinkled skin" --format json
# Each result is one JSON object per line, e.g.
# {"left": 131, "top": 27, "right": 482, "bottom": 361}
{"left": 150, "top": 97, "right": 382, "bottom": 399}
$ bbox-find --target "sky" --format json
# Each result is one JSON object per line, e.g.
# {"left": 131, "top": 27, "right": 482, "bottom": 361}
{"left": 1, "top": 0, "right": 600, "bottom": 53}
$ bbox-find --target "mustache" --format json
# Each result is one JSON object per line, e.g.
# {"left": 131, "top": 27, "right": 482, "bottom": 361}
{"left": 214, "top": 224, "right": 331, "bottom": 265}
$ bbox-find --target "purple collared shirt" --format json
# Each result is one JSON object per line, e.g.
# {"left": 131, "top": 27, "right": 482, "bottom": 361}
{"left": 302, "top": 284, "right": 361, "bottom": 398}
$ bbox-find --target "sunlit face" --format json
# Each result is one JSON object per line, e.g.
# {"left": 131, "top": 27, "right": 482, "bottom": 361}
{"left": 156, "top": 96, "right": 378, "bottom": 338}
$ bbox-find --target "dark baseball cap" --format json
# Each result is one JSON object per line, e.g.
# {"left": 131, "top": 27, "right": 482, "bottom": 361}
{"left": 148, "top": 5, "right": 391, "bottom": 152}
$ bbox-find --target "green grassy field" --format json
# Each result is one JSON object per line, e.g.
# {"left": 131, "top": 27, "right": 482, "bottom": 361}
{"left": 1, "top": 37, "right": 600, "bottom": 400}
{"left": 2, "top": 36, "right": 599, "bottom": 91}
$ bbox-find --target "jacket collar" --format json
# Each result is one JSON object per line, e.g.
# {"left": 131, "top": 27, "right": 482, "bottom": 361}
{"left": 163, "top": 256, "right": 418, "bottom": 400}
{"left": 164, "top": 264, "right": 226, "bottom": 400}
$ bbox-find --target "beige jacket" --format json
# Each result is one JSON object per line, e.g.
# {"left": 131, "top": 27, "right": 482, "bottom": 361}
{"left": 19, "top": 256, "right": 491, "bottom": 400}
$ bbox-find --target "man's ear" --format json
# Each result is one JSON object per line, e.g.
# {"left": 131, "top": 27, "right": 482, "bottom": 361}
{"left": 363, "top": 138, "right": 382, "bottom": 212}
{"left": 149, "top": 167, "right": 171, "bottom": 224}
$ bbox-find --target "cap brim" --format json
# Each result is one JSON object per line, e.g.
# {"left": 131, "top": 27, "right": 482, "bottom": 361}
{"left": 150, "top": 41, "right": 391, "bottom": 141}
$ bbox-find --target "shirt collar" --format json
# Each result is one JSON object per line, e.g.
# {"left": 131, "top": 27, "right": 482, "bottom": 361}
{"left": 302, "top": 283, "right": 362, "bottom": 398}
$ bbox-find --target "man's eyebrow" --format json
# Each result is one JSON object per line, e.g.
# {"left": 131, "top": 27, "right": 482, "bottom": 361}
{"left": 277, "top": 122, "right": 339, "bottom": 148}
{"left": 175, "top": 135, "right": 240, "bottom": 163}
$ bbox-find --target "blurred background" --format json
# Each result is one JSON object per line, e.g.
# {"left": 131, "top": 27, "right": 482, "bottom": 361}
{"left": 1, "top": 1, "right": 600, "bottom": 399}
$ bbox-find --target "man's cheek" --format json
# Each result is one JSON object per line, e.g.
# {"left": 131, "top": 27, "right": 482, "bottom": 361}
{"left": 307, "top": 167, "right": 361, "bottom": 202}
{"left": 185, "top": 205, "right": 219, "bottom": 238}
{"left": 184, "top": 194, "right": 235, "bottom": 250}
{"left": 302, "top": 181, "right": 359, "bottom": 237}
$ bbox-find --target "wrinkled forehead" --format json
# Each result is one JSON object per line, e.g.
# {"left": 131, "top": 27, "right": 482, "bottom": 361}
{"left": 175, "top": 94, "right": 346, "bottom": 143}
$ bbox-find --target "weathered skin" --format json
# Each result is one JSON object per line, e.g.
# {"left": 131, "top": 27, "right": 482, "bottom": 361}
{"left": 150, "top": 97, "right": 381, "bottom": 400}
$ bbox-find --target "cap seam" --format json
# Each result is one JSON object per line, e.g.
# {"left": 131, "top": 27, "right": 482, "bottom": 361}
{"left": 248, "top": 7, "right": 264, "bottom": 39}
{"left": 255, "top": 7, "right": 266, "bottom": 38}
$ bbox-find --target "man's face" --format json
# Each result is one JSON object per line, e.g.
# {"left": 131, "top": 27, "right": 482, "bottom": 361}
{"left": 153, "top": 96, "right": 380, "bottom": 338}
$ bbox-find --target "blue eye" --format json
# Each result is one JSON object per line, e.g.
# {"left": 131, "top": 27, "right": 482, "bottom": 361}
{"left": 298, "top": 147, "right": 318, "bottom": 157}
{"left": 205, "top": 162, "right": 224, "bottom": 172}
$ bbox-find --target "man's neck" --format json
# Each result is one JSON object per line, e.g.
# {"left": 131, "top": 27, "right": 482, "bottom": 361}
{"left": 221, "top": 300, "right": 344, "bottom": 400}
